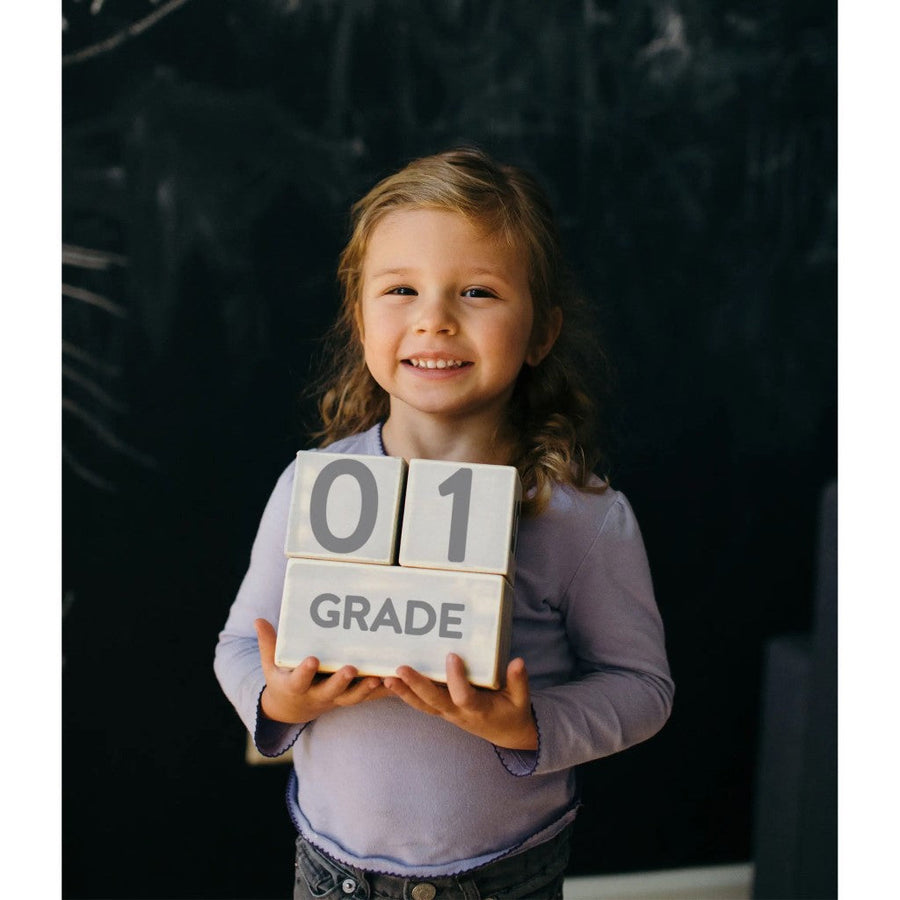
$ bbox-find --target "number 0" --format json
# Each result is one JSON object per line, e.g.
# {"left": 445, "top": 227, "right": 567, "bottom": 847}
{"left": 308, "top": 459, "right": 379, "bottom": 553}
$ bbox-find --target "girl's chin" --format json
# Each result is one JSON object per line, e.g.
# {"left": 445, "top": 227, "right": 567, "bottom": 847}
{"left": 388, "top": 393, "right": 512, "bottom": 425}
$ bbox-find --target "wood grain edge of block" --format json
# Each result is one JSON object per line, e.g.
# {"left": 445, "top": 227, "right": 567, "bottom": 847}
{"left": 293, "top": 649, "right": 505, "bottom": 691}
{"left": 282, "top": 548, "right": 397, "bottom": 565}
{"left": 396, "top": 554, "right": 515, "bottom": 580}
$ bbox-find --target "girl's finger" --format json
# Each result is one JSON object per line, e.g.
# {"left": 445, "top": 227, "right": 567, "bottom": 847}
{"left": 254, "top": 619, "right": 278, "bottom": 673}
{"left": 505, "top": 657, "right": 530, "bottom": 708}
{"left": 333, "top": 677, "right": 383, "bottom": 707}
{"left": 286, "top": 656, "right": 320, "bottom": 693}
{"left": 361, "top": 684, "right": 393, "bottom": 703}
{"left": 445, "top": 653, "right": 477, "bottom": 708}
{"left": 393, "top": 666, "right": 452, "bottom": 710}
{"left": 311, "top": 665, "right": 360, "bottom": 703}
{"left": 384, "top": 675, "right": 442, "bottom": 716}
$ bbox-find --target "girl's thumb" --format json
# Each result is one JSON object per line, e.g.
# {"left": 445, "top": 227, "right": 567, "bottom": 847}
{"left": 254, "top": 618, "right": 276, "bottom": 665}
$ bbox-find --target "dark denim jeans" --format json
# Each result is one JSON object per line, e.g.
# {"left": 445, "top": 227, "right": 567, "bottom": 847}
{"left": 293, "top": 825, "right": 572, "bottom": 900}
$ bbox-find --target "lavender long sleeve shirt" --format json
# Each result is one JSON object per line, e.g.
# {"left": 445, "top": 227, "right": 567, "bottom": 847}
{"left": 214, "top": 424, "right": 674, "bottom": 877}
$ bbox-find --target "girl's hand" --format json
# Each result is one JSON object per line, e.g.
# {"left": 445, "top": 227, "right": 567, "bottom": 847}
{"left": 384, "top": 653, "right": 538, "bottom": 750}
{"left": 255, "top": 619, "right": 389, "bottom": 724}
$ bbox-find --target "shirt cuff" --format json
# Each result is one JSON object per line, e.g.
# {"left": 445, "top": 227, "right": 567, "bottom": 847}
{"left": 492, "top": 704, "right": 541, "bottom": 776}
{"left": 253, "top": 687, "right": 305, "bottom": 757}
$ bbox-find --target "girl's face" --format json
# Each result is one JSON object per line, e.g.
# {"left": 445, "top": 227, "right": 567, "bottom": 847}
{"left": 357, "top": 208, "right": 554, "bottom": 431}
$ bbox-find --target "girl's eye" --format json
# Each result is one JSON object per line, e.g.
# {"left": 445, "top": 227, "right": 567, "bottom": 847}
{"left": 386, "top": 286, "right": 417, "bottom": 296}
{"left": 462, "top": 287, "right": 498, "bottom": 299}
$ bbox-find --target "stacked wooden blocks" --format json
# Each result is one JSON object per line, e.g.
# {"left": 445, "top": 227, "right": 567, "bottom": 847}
{"left": 275, "top": 451, "right": 522, "bottom": 689}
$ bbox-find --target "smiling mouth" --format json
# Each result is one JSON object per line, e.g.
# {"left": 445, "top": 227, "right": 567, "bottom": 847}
{"left": 403, "top": 358, "right": 471, "bottom": 370}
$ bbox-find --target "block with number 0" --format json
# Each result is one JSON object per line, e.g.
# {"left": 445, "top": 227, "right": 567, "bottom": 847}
{"left": 276, "top": 451, "right": 521, "bottom": 688}
{"left": 284, "top": 451, "right": 407, "bottom": 565}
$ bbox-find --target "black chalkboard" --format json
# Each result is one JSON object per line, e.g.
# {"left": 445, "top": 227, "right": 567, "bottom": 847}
{"left": 62, "top": 2, "right": 836, "bottom": 897}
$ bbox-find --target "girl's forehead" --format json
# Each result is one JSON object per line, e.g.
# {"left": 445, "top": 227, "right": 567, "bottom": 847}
{"left": 371, "top": 205, "right": 481, "bottom": 232}
{"left": 364, "top": 207, "right": 522, "bottom": 261}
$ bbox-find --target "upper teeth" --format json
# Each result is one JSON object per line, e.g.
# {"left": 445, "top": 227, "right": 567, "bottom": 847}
{"left": 408, "top": 358, "right": 464, "bottom": 369}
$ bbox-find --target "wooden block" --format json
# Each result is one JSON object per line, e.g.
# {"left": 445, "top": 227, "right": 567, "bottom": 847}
{"left": 284, "top": 451, "right": 407, "bottom": 565}
{"left": 274, "top": 558, "right": 513, "bottom": 689}
{"left": 398, "top": 459, "right": 522, "bottom": 580}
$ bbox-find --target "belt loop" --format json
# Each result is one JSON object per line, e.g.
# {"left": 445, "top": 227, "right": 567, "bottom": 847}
{"left": 456, "top": 876, "right": 481, "bottom": 900}
{"left": 351, "top": 869, "right": 371, "bottom": 900}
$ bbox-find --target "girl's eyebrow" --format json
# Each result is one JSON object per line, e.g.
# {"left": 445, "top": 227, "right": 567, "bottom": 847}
{"left": 367, "top": 267, "right": 416, "bottom": 278}
{"left": 468, "top": 267, "right": 509, "bottom": 279}
{"left": 366, "top": 265, "right": 515, "bottom": 283}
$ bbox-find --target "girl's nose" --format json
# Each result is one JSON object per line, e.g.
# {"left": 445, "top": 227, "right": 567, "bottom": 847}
{"left": 414, "top": 292, "right": 457, "bottom": 335}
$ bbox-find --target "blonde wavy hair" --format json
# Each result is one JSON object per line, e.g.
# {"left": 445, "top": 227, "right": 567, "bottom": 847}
{"left": 312, "top": 147, "right": 609, "bottom": 516}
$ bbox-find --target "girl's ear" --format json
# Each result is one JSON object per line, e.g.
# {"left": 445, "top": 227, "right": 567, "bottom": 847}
{"left": 526, "top": 306, "right": 563, "bottom": 367}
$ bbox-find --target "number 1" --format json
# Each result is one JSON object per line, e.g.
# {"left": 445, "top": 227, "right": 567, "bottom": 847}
{"left": 438, "top": 467, "right": 472, "bottom": 562}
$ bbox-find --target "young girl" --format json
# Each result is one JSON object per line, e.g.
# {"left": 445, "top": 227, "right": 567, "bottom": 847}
{"left": 214, "top": 147, "right": 674, "bottom": 900}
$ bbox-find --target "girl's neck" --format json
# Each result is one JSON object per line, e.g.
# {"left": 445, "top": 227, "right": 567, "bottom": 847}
{"left": 380, "top": 410, "right": 517, "bottom": 466}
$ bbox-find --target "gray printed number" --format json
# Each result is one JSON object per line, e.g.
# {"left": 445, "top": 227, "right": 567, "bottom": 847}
{"left": 308, "top": 459, "right": 379, "bottom": 554}
{"left": 308, "top": 459, "right": 475, "bottom": 563}
{"left": 438, "top": 467, "right": 473, "bottom": 563}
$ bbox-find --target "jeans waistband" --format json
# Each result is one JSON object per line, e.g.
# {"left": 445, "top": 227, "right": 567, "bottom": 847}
{"left": 294, "top": 824, "right": 573, "bottom": 900}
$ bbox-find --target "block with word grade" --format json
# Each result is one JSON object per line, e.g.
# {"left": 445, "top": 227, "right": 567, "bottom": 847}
{"left": 275, "top": 558, "right": 514, "bottom": 689}
{"left": 284, "top": 451, "right": 407, "bottom": 565}
{"left": 398, "top": 459, "right": 522, "bottom": 580}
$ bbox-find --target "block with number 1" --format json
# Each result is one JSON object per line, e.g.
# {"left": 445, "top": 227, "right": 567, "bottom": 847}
{"left": 274, "top": 452, "right": 522, "bottom": 689}
{"left": 399, "top": 459, "right": 521, "bottom": 580}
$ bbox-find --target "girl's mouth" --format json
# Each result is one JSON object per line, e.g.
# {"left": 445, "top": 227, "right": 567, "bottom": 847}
{"left": 403, "top": 358, "right": 471, "bottom": 370}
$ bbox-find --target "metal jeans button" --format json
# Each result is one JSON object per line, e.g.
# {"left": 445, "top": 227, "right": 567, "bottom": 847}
{"left": 341, "top": 877, "right": 358, "bottom": 895}
{"left": 410, "top": 884, "right": 437, "bottom": 900}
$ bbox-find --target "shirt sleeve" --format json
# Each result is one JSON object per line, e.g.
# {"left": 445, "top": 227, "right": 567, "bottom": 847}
{"left": 213, "top": 463, "right": 304, "bottom": 757}
{"left": 496, "top": 493, "right": 674, "bottom": 776}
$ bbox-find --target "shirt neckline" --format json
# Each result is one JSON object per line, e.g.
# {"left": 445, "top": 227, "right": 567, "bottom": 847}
{"left": 374, "top": 421, "right": 387, "bottom": 457}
